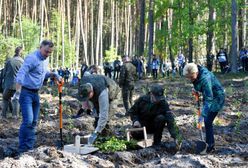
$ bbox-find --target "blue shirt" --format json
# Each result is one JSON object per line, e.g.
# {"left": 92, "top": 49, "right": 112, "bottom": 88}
{"left": 16, "top": 50, "right": 51, "bottom": 89}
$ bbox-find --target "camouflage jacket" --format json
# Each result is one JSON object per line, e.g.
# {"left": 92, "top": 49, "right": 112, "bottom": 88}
{"left": 193, "top": 65, "right": 225, "bottom": 117}
{"left": 128, "top": 95, "right": 171, "bottom": 124}
{"left": 119, "top": 61, "right": 137, "bottom": 87}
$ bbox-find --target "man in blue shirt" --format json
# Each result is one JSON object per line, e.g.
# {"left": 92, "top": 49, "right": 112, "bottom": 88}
{"left": 14, "top": 40, "right": 62, "bottom": 153}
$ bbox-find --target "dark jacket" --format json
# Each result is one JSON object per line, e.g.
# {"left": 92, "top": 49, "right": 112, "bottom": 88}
{"left": 2, "top": 56, "right": 24, "bottom": 90}
{"left": 129, "top": 95, "right": 170, "bottom": 125}
{"left": 193, "top": 65, "right": 225, "bottom": 117}
{"left": 119, "top": 61, "right": 137, "bottom": 87}
{"left": 79, "top": 75, "right": 120, "bottom": 111}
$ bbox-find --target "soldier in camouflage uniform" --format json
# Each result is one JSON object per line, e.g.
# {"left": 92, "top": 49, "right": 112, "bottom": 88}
{"left": 183, "top": 63, "right": 225, "bottom": 153}
{"left": 78, "top": 74, "right": 120, "bottom": 144}
{"left": 128, "top": 84, "right": 181, "bottom": 146}
{"left": 119, "top": 55, "right": 137, "bottom": 114}
{"left": 2, "top": 46, "right": 24, "bottom": 118}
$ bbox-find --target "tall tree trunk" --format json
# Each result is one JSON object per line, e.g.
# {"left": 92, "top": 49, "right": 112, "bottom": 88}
{"left": 243, "top": 0, "right": 247, "bottom": 47}
{"left": 111, "top": 0, "right": 115, "bottom": 47}
{"left": 95, "top": 0, "right": 104, "bottom": 65}
{"left": 79, "top": 0, "right": 88, "bottom": 65}
{"left": 139, "top": 0, "right": 145, "bottom": 57}
{"left": 188, "top": 0, "right": 193, "bottom": 63}
{"left": 115, "top": 3, "right": 119, "bottom": 55}
{"left": 147, "top": 0, "right": 154, "bottom": 73}
{"left": 231, "top": 0, "right": 238, "bottom": 73}
{"left": 61, "top": 0, "right": 65, "bottom": 67}
{"left": 75, "top": 1, "right": 80, "bottom": 69}
{"left": 90, "top": 0, "right": 94, "bottom": 64}
{"left": 32, "top": 0, "right": 37, "bottom": 23}
{"left": 206, "top": 0, "right": 214, "bottom": 56}
{"left": 40, "top": 0, "right": 44, "bottom": 41}
{"left": 17, "top": 0, "right": 24, "bottom": 48}
{"left": 67, "top": 0, "right": 72, "bottom": 66}
{"left": 168, "top": 1, "right": 175, "bottom": 68}
{"left": 0, "top": 0, "right": 3, "bottom": 25}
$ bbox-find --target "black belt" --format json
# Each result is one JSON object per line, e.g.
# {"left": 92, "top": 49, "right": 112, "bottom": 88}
{"left": 22, "top": 86, "right": 39, "bottom": 93}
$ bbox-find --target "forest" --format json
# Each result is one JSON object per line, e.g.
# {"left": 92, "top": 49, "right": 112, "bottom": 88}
{"left": 0, "top": 0, "right": 248, "bottom": 168}
{"left": 0, "top": 0, "right": 247, "bottom": 71}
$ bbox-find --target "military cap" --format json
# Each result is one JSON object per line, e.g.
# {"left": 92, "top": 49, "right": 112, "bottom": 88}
{"left": 150, "top": 84, "right": 165, "bottom": 101}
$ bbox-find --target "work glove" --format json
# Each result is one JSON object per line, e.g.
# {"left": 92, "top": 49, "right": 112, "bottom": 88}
{"left": 192, "top": 88, "right": 199, "bottom": 96}
{"left": 72, "top": 108, "right": 85, "bottom": 119}
{"left": 12, "top": 91, "right": 20, "bottom": 100}
{"left": 198, "top": 116, "right": 204, "bottom": 123}
{"left": 133, "top": 121, "right": 141, "bottom": 128}
{"left": 88, "top": 132, "right": 98, "bottom": 145}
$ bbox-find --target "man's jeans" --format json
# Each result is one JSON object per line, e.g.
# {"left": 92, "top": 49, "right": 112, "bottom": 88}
{"left": 18, "top": 88, "right": 40, "bottom": 153}
{"left": 204, "top": 112, "right": 218, "bottom": 148}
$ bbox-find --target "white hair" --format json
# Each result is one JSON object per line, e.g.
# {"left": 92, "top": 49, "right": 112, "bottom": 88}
{"left": 183, "top": 63, "right": 198, "bottom": 76}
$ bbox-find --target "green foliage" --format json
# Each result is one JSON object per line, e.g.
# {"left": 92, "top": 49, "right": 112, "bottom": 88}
{"left": 20, "top": 17, "right": 40, "bottom": 54}
{"left": 225, "top": 86, "right": 233, "bottom": 96}
{"left": 66, "top": 118, "right": 74, "bottom": 130}
{"left": 95, "top": 136, "right": 138, "bottom": 152}
{"left": 0, "top": 34, "right": 21, "bottom": 66}
{"left": 104, "top": 47, "right": 119, "bottom": 62}
{"left": 49, "top": 10, "right": 76, "bottom": 68}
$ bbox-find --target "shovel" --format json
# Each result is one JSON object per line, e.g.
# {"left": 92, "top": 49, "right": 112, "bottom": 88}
{"left": 56, "top": 79, "right": 64, "bottom": 149}
{"left": 126, "top": 127, "right": 153, "bottom": 148}
{"left": 192, "top": 91, "right": 208, "bottom": 154}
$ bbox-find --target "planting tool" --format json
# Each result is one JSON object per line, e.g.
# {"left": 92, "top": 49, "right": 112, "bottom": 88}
{"left": 126, "top": 127, "right": 153, "bottom": 148}
{"left": 64, "top": 135, "right": 99, "bottom": 155}
{"left": 56, "top": 79, "right": 64, "bottom": 149}
{"left": 192, "top": 91, "right": 208, "bottom": 154}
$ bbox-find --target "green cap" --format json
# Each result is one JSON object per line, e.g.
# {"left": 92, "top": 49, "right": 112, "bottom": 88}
{"left": 79, "top": 83, "right": 93, "bottom": 101}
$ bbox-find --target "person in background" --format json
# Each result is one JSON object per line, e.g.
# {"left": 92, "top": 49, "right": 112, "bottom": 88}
{"left": 152, "top": 55, "right": 159, "bottom": 79}
{"left": 57, "top": 67, "right": 64, "bottom": 78}
{"left": 64, "top": 67, "right": 71, "bottom": 83}
{"left": 113, "top": 57, "right": 121, "bottom": 80}
{"left": 14, "top": 40, "right": 62, "bottom": 153}
{"left": 206, "top": 52, "right": 215, "bottom": 72}
{"left": 183, "top": 63, "right": 225, "bottom": 153}
{"left": 80, "top": 63, "right": 88, "bottom": 78}
{"left": 103, "top": 61, "right": 112, "bottom": 78}
{"left": 2, "top": 46, "right": 24, "bottom": 119}
{"left": 177, "top": 53, "right": 185, "bottom": 77}
{"left": 239, "top": 47, "right": 248, "bottom": 72}
{"left": 216, "top": 48, "right": 228, "bottom": 74}
{"left": 119, "top": 55, "right": 137, "bottom": 115}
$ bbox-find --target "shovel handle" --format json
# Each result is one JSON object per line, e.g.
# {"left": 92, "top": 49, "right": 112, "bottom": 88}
{"left": 56, "top": 79, "right": 64, "bottom": 93}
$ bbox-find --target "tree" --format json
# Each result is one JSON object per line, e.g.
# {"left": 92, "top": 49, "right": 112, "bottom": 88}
{"left": 139, "top": 0, "right": 145, "bottom": 57}
{"left": 147, "top": 0, "right": 154, "bottom": 73}
{"left": 231, "top": 0, "right": 238, "bottom": 73}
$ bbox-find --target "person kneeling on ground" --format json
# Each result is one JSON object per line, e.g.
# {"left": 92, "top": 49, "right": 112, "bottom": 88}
{"left": 78, "top": 75, "right": 120, "bottom": 144}
{"left": 128, "top": 84, "right": 181, "bottom": 147}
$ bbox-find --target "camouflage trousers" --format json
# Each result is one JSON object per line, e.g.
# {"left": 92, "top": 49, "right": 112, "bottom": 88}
{"left": 122, "top": 86, "right": 134, "bottom": 113}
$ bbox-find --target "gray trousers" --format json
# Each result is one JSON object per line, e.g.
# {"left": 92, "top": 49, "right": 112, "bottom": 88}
{"left": 2, "top": 88, "right": 19, "bottom": 118}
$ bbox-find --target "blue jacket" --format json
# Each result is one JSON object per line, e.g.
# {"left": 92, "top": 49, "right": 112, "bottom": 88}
{"left": 193, "top": 65, "right": 225, "bottom": 117}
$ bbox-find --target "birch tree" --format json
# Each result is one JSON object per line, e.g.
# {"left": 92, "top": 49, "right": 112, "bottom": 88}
{"left": 231, "top": 0, "right": 237, "bottom": 72}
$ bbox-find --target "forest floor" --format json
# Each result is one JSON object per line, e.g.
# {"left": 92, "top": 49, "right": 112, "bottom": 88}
{"left": 0, "top": 73, "right": 248, "bottom": 168}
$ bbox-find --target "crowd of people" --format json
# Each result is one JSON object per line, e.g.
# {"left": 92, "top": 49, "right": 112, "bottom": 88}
{"left": 5, "top": 40, "right": 248, "bottom": 156}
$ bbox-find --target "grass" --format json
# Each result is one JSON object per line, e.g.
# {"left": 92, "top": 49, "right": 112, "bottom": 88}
{"left": 215, "top": 72, "right": 248, "bottom": 80}
{"left": 225, "top": 86, "right": 234, "bottom": 96}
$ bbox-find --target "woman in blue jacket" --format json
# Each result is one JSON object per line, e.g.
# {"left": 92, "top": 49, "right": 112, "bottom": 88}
{"left": 183, "top": 63, "right": 225, "bottom": 153}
